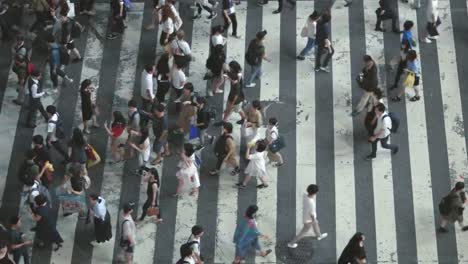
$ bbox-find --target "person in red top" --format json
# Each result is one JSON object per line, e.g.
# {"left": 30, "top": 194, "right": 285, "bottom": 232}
{"left": 104, "top": 111, "right": 127, "bottom": 163}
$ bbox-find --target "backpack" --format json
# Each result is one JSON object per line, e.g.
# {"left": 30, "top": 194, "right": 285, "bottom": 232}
{"left": 439, "top": 194, "right": 455, "bottom": 216}
{"left": 245, "top": 41, "right": 263, "bottom": 66}
{"left": 129, "top": 108, "right": 150, "bottom": 127}
{"left": 48, "top": 118, "right": 65, "bottom": 139}
{"left": 214, "top": 134, "right": 232, "bottom": 156}
{"left": 179, "top": 235, "right": 199, "bottom": 262}
{"left": 382, "top": 112, "right": 400, "bottom": 133}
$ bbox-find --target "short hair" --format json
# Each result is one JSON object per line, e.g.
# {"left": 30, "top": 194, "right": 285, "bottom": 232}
{"left": 268, "top": 117, "right": 278, "bottom": 126}
{"left": 183, "top": 82, "right": 194, "bottom": 93}
{"left": 152, "top": 103, "right": 165, "bottom": 113}
{"left": 196, "top": 96, "right": 206, "bottom": 105}
{"left": 34, "top": 194, "right": 47, "bottom": 206}
{"left": 363, "top": 55, "right": 373, "bottom": 62}
{"left": 176, "top": 29, "right": 185, "bottom": 39}
{"left": 403, "top": 20, "right": 414, "bottom": 30}
{"left": 306, "top": 184, "right": 319, "bottom": 195}
{"left": 191, "top": 225, "right": 204, "bottom": 236}
{"left": 251, "top": 100, "right": 261, "bottom": 110}
{"left": 128, "top": 99, "right": 137, "bottom": 108}
{"left": 256, "top": 140, "right": 267, "bottom": 152}
{"left": 455, "top": 182, "right": 465, "bottom": 191}
{"left": 407, "top": 50, "right": 417, "bottom": 61}
{"left": 245, "top": 205, "right": 259, "bottom": 219}
{"left": 180, "top": 242, "right": 193, "bottom": 257}
{"left": 31, "top": 70, "right": 41, "bottom": 77}
{"left": 32, "top": 134, "right": 44, "bottom": 145}
{"left": 184, "top": 143, "right": 195, "bottom": 157}
{"left": 46, "top": 105, "right": 56, "bottom": 115}
{"left": 375, "top": 102, "right": 386, "bottom": 112}
{"left": 223, "top": 122, "right": 233, "bottom": 134}
{"left": 89, "top": 194, "right": 99, "bottom": 201}
{"left": 144, "top": 64, "right": 154, "bottom": 73}
{"left": 9, "top": 216, "right": 19, "bottom": 226}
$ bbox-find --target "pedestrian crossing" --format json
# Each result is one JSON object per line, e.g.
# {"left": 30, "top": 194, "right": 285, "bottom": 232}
{"left": 0, "top": 0, "right": 468, "bottom": 263}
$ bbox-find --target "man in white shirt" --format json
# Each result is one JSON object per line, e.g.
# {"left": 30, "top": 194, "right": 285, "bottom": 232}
{"left": 171, "top": 30, "right": 192, "bottom": 69}
{"left": 190, "top": 225, "right": 204, "bottom": 264}
{"left": 25, "top": 70, "right": 48, "bottom": 128}
{"left": 365, "top": 103, "right": 398, "bottom": 160}
{"left": 288, "top": 184, "right": 328, "bottom": 248}
{"left": 120, "top": 203, "right": 136, "bottom": 264}
{"left": 171, "top": 61, "right": 187, "bottom": 98}
{"left": 141, "top": 64, "right": 156, "bottom": 112}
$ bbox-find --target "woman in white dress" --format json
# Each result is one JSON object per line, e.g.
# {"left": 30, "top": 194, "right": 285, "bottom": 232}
{"left": 174, "top": 144, "right": 200, "bottom": 198}
{"left": 236, "top": 140, "right": 269, "bottom": 189}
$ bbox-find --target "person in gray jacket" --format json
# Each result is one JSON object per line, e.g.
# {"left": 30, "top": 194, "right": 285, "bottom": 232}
{"left": 438, "top": 182, "right": 468, "bottom": 233}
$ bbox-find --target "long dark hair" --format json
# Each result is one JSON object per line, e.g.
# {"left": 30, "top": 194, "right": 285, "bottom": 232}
{"left": 112, "top": 111, "right": 126, "bottom": 125}
{"left": 245, "top": 205, "right": 258, "bottom": 219}
{"left": 71, "top": 128, "right": 85, "bottom": 146}
{"left": 138, "top": 128, "right": 149, "bottom": 145}
{"left": 80, "top": 79, "right": 92, "bottom": 92}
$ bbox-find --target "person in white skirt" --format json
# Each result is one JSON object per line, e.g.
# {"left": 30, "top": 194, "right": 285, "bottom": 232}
{"left": 236, "top": 140, "right": 269, "bottom": 189}
{"left": 174, "top": 143, "right": 200, "bottom": 198}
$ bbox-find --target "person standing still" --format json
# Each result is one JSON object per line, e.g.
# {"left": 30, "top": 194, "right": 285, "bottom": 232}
{"left": 245, "top": 30, "right": 270, "bottom": 88}
{"left": 365, "top": 103, "right": 398, "bottom": 160}
{"left": 8, "top": 216, "right": 32, "bottom": 264}
{"left": 141, "top": 64, "right": 156, "bottom": 113}
{"left": 119, "top": 203, "right": 136, "bottom": 264}
{"left": 287, "top": 184, "right": 328, "bottom": 248}
{"left": 46, "top": 105, "right": 70, "bottom": 162}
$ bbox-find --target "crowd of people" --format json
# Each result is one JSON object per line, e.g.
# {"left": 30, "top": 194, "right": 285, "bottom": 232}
{"left": 0, "top": 0, "right": 466, "bottom": 263}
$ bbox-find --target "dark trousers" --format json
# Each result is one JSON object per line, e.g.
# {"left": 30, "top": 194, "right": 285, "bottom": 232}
{"left": 27, "top": 98, "right": 48, "bottom": 126}
{"left": 223, "top": 13, "right": 238, "bottom": 36}
{"left": 12, "top": 249, "right": 30, "bottom": 264}
{"left": 111, "top": 16, "right": 125, "bottom": 34}
{"left": 276, "top": 0, "right": 295, "bottom": 11}
{"left": 215, "top": 155, "right": 225, "bottom": 170}
{"left": 140, "top": 198, "right": 161, "bottom": 220}
{"left": 30, "top": 11, "right": 51, "bottom": 32}
{"left": 50, "top": 65, "right": 67, "bottom": 88}
{"left": 156, "top": 80, "right": 170, "bottom": 103}
{"left": 315, "top": 44, "right": 334, "bottom": 69}
{"left": 375, "top": 11, "right": 399, "bottom": 31}
{"left": 393, "top": 59, "right": 405, "bottom": 86}
{"left": 50, "top": 140, "right": 70, "bottom": 160}
{"left": 196, "top": 3, "right": 213, "bottom": 14}
{"left": 370, "top": 136, "right": 398, "bottom": 157}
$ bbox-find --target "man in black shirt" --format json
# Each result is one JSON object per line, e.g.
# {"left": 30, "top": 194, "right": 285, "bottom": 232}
{"left": 8, "top": 216, "right": 32, "bottom": 264}
{"left": 151, "top": 104, "right": 170, "bottom": 165}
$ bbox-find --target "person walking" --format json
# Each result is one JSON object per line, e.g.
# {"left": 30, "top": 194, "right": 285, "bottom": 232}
{"left": 12, "top": 35, "right": 32, "bottom": 106}
{"left": 314, "top": 12, "right": 334, "bottom": 73}
{"left": 171, "top": 60, "right": 187, "bottom": 99}
{"left": 138, "top": 168, "right": 163, "bottom": 223}
{"left": 68, "top": 128, "right": 88, "bottom": 173}
{"left": 159, "top": 5, "right": 176, "bottom": 47}
{"left": 193, "top": 0, "right": 217, "bottom": 20}
{"left": 245, "top": 30, "right": 269, "bottom": 88}
{"left": 421, "top": 0, "right": 441, "bottom": 43}
{"left": 297, "top": 11, "right": 318, "bottom": 61}
{"left": 375, "top": 0, "right": 400, "bottom": 33}
{"left": 104, "top": 111, "right": 127, "bottom": 163}
{"left": 55, "top": 164, "right": 88, "bottom": 217}
{"left": 287, "top": 184, "right": 328, "bottom": 248}
{"left": 401, "top": 20, "right": 415, "bottom": 49}
{"left": 206, "top": 44, "right": 226, "bottom": 96}
{"left": 150, "top": 104, "right": 170, "bottom": 165}
{"left": 222, "top": 0, "right": 240, "bottom": 38}
{"left": 171, "top": 30, "right": 192, "bottom": 70}
{"left": 271, "top": 0, "right": 295, "bottom": 14}
{"left": 8, "top": 216, "right": 32, "bottom": 264}
{"left": 233, "top": 205, "right": 272, "bottom": 264}
{"left": 438, "top": 182, "right": 468, "bottom": 233}
{"left": 31, "top": 194, "right": 64, "bottom": 251}
{"left": 338, "top": 232, "right": 367, "bottom": 264}
{"left": 25, "top": 70, "right": 48, "bottom": 128}
{"left": 365, "top": 103, "right": 399, "bottom": 160}
{"left": 80, "top": 79, "right": 99, "bottom": 134}
{"left": 140, "top": 64, "right": 156, "bottom": 113}
{"left": 119, "top": 203, "right": 136, "bottom": 264}
{"left": 46, "top": 105, "right": 70, "bottom": 162}
{"left": 236, "top": 139, "right": 269, "bottom": 189}
{"left": 221, "top": 61, "right": 244, "bottom": 122}
{"left": 129, "top": 128, "right": 151, "bottom": 167}
{"left": 265, "top": 117, "right": 284, "bottom": 167}
{"left": 47, "top": 36, "right": 74, "bottom": 92}
{"left": 209, "top": 122, "right": 241, "bottom": 176}
{"left": 187, "top": 225, "right": 205, "bottom": 264}
{"left": 88, "top": 194, "right": 113, "bottom": 245}
{"left": 238, "top": 100, "right": 263, "bottom": 148}
{"left": 106, "top": 0, "right": 126, "bottom": 39}
{"left": 351, "top": 55, "right": 378, "bottom": 116}
{"left": 155, "top": 51, "right": 171, "bottom": 103}
{"left": 390, "top": 39, "right": 411, "bottom": 90}
{"left": 391, "top": 49, "right": 421, "bottom": 102}
{"left": 174, "top": 143, "right": 200, "bottom": 198}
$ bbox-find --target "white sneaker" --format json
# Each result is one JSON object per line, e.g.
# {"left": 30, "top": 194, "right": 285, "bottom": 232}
{"left": 427, "top": 35, "right": 439, "bottom": 40}
{"left": 317, "top": 233, "right": 328, "bottom": 241}
{"left": 287, "top": 242, "right": 298, "bottom": 248}
{"left": 421, "top": 37, "right": 431, "bottom": 43}
{"left": 245, "top": 83, "right": 256, "bottom": 88}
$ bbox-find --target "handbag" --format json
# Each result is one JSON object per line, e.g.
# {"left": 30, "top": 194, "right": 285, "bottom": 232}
{"left": 300, "top": 26, "right": 308, "bottom": 38}
{"left": 147, "top": 206, "right": 159, "bottom": 216}
{"left": 87, "top": 146, "right": 101, "bottom": 168}
{"left": 403, "top": 71, "right": 415, "bottom": 88}
{"left": 269, "top": 135, "right": 285, "bottom": 153}
{"left": 85, "top": 144, "right": 97, "bottom": 161}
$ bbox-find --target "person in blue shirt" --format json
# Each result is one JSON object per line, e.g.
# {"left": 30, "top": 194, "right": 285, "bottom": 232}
{"left": 47, "top": 36, "right": 73, "bottom": 91}
{"left": 391, "top": 50, "right": 421, "bottom": 102}
{"left": 401, "top": 20, "right": 415, "bottom": 49}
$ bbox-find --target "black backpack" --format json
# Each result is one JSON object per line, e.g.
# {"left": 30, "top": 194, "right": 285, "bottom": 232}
{"left": 179, "top": 235, "right": 199, "bottom": 263}
{"left": 439, "top": 194, "right": 455, "bottom": 216}
{"left": 382, "top": 112, "right": 400, "bottom": 133}
{"left": 214, "top": 134, "right": 232, "bottom": 156}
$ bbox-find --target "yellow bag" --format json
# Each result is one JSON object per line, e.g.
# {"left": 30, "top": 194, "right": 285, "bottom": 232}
{"left": 86, "top": 145, "right": 101, "bottom": 168}
{"left": 403, "top": 71, "right": 415, "bottom": 88}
